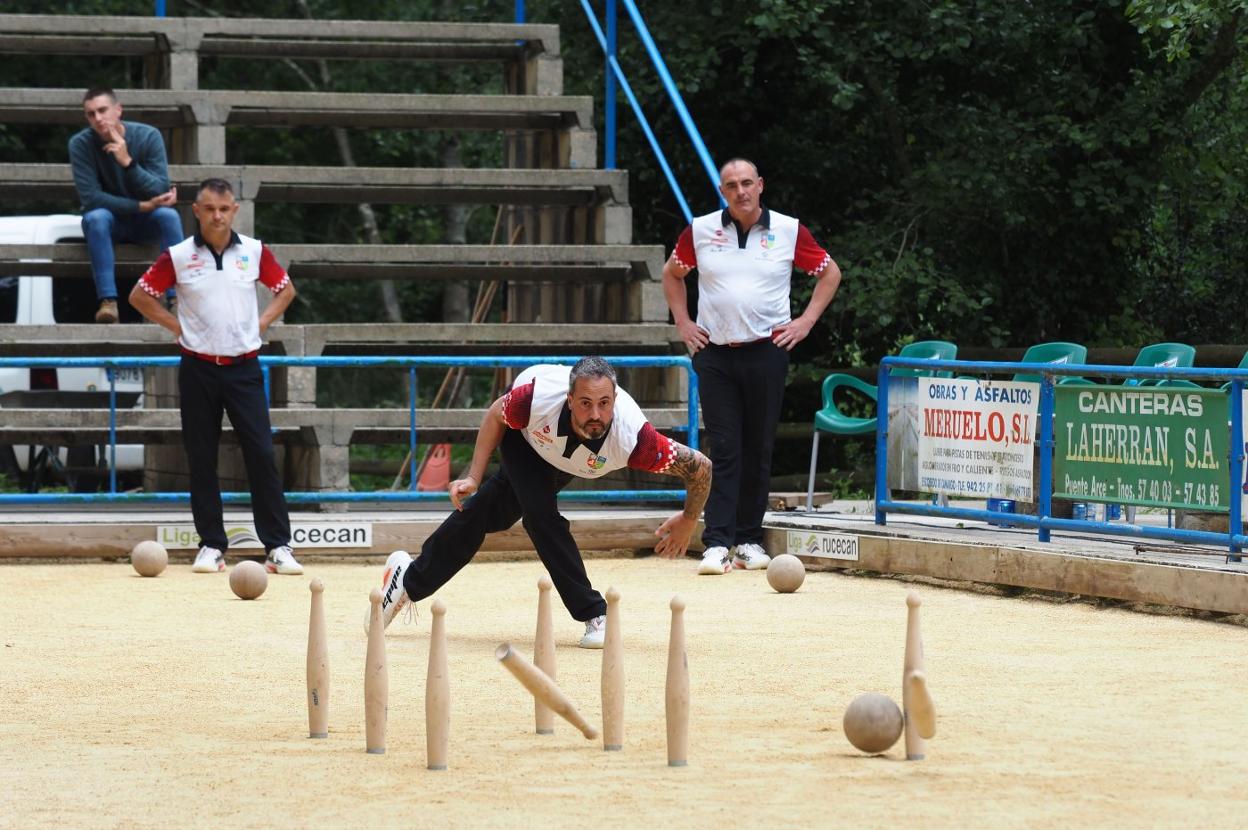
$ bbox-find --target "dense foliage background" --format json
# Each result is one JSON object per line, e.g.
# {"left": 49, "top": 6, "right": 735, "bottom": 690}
{"left": 3, "top": 0, "right": 1246, "bottom": 482}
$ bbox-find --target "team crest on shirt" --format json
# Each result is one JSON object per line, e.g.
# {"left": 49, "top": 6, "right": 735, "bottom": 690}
{"left": 759, "top": 231, "right": 777, "bottom": 250}
{"left": 530, "top": 422, "right": 554, "bottom": 445}
{"left": 235, "top": 255, "right": 250, "bottom": 271}
{"left": 586, "top": 454, "right": 607, "bottom": 471}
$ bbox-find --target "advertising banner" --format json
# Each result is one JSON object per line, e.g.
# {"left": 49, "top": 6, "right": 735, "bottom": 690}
{"left": 158, "top": 522, "right": 374, "bottom": 550}
{"left": 913, "top": 378, "right": 1038, "bottom": 499}
{"left": 885, "top": 375, "right": 922, "bottom": 491}
{"left": 1054, "top": 386, "right": 1228, "bottom": 511}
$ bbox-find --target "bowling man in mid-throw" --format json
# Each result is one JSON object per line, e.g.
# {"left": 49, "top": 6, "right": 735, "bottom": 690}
{"left": 371, "top": 356, "right": 712, "bottom": 648}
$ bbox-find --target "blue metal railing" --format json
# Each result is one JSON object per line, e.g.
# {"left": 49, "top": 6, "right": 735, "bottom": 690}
{"left": 525, "top": 0, "right": 721, "bottom": 222}
{"left": 872, "top": 357, "right": 1247, "bottom": 562}
{"left": 0, "top": 355, "right": 698, "bottom": 506}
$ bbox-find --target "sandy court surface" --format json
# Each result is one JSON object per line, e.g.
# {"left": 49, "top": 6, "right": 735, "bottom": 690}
{"left": 1, "top": 555, "right": 1246, "bottom": 829}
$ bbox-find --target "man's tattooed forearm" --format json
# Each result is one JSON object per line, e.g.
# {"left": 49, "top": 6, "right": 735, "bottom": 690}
{"left": 670, "top": 445, "right": 711, "bottom": 519}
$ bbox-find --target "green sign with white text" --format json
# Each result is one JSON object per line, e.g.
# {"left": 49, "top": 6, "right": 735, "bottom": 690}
{"left": 1054, "top": 386, "right": 1229, "bottom": 511}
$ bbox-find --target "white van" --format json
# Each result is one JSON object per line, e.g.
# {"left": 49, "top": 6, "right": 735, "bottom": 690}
{"left": 0, "top": 215, "right": 145, "bottom": 490}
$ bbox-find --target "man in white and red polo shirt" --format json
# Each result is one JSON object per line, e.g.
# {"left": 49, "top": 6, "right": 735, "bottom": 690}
{"left": 371, "top": 357, "right": 712, "bottom": 649}
{"left": 662, "top": 158, "right": 842, "bottom": 576}
{"left": 128, "top": 178, "right": 301, "bottom": 577}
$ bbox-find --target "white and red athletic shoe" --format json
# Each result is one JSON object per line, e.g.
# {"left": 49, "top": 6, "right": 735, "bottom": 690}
{"left": 697, "top": 545, "right": 731, "bottom": 575}
{"left": 363, "top": 550, "right": 414, "bottom": 634}
{"left": 732, "top": 543, "right": 771, "bottom": 571}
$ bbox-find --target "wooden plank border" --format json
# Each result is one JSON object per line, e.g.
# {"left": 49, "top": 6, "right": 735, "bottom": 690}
{"left": 762, "top": 528, "right": 1248, "bottom": 615}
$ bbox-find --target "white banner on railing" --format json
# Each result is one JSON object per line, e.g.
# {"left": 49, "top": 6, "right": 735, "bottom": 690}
{"left": 915, "top": 378, "right": 1038, "bottom": 499}
{"left": 158, "top": 522, "right": 373, "bottom": 550}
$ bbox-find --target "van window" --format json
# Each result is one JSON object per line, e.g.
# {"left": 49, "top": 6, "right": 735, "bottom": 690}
{"left": 50, "top": 236, "right": 142, "bottom": 323}
{"left": 0, "top": 277, "right": 17, "bottom": 323}
{"left": 51, "top": 275, "right": 144, "bottom": 323}
{"left": 51, "top": 275, "right": 103, "bottom": 323}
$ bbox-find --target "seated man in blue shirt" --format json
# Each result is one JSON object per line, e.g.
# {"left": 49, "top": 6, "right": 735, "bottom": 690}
{"left": 70, "top": 87, "right": 183, "bottom": 323}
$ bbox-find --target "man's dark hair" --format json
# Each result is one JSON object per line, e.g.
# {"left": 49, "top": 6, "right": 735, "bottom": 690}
{"left": 568, "top": 355, "right": 617, "bottom": 393}
{"left": 197, "top": 178, "right": 235, "bottom": 199}
{"left": 718, "top": 157, "right": 761, "bottom": 178}
{"left": 82, "top": 87, "right": 118, "bottom": 104}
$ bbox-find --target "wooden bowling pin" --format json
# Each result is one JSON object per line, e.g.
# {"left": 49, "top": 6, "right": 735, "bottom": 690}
{"left": 533, "top": 575, "right": 556, "bottom": 735}
{"left": 904, "top": 669, "right": 937, "bottom": 739}
{"left": 365, "top": 587, "right": 388, "bottom": 754}
{"left": 665, "top": 595, "right": 689, "bottom": 767}
{"left": 902, "top": 592, "right": 926, "bottom": 760}
{"left": 601, "top": 587, "right": 624, "bottom": 751}
{"left": 426, "top": 599, "right": 449, "bottom": 770}
{"left": 306, "top": 578, "right": 329, "bottom": 739}
{"left": 496, "top": 643, "right": 598, "bottom": 740}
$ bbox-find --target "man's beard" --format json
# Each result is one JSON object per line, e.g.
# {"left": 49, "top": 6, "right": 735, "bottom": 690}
{"left": 575, "top": 418, "right": 610, "bottom": 439}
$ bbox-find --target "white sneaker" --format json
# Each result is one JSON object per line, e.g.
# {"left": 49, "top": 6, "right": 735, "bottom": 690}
{"left": 697, "top": 545, "right": 731, "bottom": 575}
{"left": 265, "top": 545, "right": 303, "bottom": 575}
{"left": 732, "top": 542, "right": 771, "bottom": 570}
{"left": 579, "top": 614, "right": 606, "bottom": 649}
{"left": 191, "top": 546, "right": 225, "bottom": 573}
{"left": 364, "top": 550, "right": 413, "bottom": 635}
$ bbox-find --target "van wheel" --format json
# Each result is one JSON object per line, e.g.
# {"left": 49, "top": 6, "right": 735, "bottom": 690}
{"left": 66, "top": 445, "right": 104, "bottom": 493}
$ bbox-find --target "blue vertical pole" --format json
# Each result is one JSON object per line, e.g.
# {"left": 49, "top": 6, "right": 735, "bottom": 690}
{"left": 1038, "top": 375, "right": 1055, "bottom": 543}
{"left": 1229, "top": 381, "right": 1243, "bottom": 562}
{"left": 605, "top": 0, "right": 618, "bottom": 170}
{"left": 874, "top": 363, "right": 889, "bottom": 525}
{"left": 409, "top": 368, "right": 418, "bottom": 491}
{"left": 514, "top": 0, "right": 525, "bottom": 24}
{"left": 620, "top": 0, "right": 723, "bottom": 205}
{"left": 154, "top": 0, "right": 166, "bottom": 16}
{"left": 107, "top": 367, "right": 118, "bottom": 494}
{"left": 686, "top": 365, "right": 699, "bottom": 451}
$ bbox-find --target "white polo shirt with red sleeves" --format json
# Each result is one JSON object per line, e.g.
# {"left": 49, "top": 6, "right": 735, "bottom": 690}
{"left": 500, "top": 364, "right": 678, "bottom": 479}
{"left": 672, "top": 207, "right": 831, "bottom": 345}
{"left": 138, "top": 231, "right": 291, "bottom": 358}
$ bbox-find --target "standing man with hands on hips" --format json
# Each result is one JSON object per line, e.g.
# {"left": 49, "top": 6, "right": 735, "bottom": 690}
{"left": 662, "top": 158, "right": 842, "bottom": 575}
{"left": 70, "top": 87, "right": 182, "bottom": 324}
{"left": 129, "top": 179, "right": 302, "bottom": 577}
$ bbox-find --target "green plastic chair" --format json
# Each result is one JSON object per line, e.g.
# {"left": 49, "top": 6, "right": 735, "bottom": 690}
{"left": 1127, "top": 342, "right": 1196, "bottom": 387}
{"left": 806, "top": 340, "right": 957, "bottom": 509}
{"left": 1012, "top": 341, "right": 1087, "bottom": 385}
{"left": 1218, "top": 350, "right": 1248, "bottom": 393}
{"left": 1061, "top": 342, "right": 1197, "bottom": 387}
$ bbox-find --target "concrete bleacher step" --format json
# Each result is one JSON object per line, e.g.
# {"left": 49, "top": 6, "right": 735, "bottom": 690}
{"left": 0, "top": 16, "right": 561, "bottom": 93}
{"left": 0, "top": 406, "right": 696, "bottom": 445}
{"left": 0, "top": 87, "right": 591, "bottom": 131}
{"left": 0, "top": 323, "right": 682, "bottom": 356}
{"left": 0, "top": 15, "right": 561, "bottom": 63}
{"left": 0, "top": 242, "right": 664, "bottom": 284}
{"left": 2, "top": 164, "right": 628, "bottom": 207}
{"left": 0, "top": 14, "right": 559, "bottom": 51}
{"left": 0, "top": 87, "right": 595, "bottom": 167}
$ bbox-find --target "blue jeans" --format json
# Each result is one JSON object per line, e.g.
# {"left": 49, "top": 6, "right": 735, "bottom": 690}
{"left": 81, "top": 207, "right": 184, "bottom": 300}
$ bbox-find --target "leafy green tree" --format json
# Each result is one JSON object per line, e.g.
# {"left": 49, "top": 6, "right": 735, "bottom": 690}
{"left": 6, "top": 0, "right": 1248, "bottom": 454}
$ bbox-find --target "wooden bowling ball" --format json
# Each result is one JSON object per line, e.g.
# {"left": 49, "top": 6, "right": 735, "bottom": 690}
{"left": 229, "top": 560, "right": 268, "bottom": 600}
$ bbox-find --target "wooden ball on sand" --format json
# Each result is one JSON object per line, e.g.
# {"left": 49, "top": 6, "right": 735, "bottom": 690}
{"left": 843, "top": 693, "right": 904, "bottom": 754}
{"left": 766, "top": 553, "right": 806, "bottom": 593}
{"left": 130, "top": 540, "right": 168, "bottom": 577}
{"left": 229, "top": 560, "right": 268, "bottom": 600}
